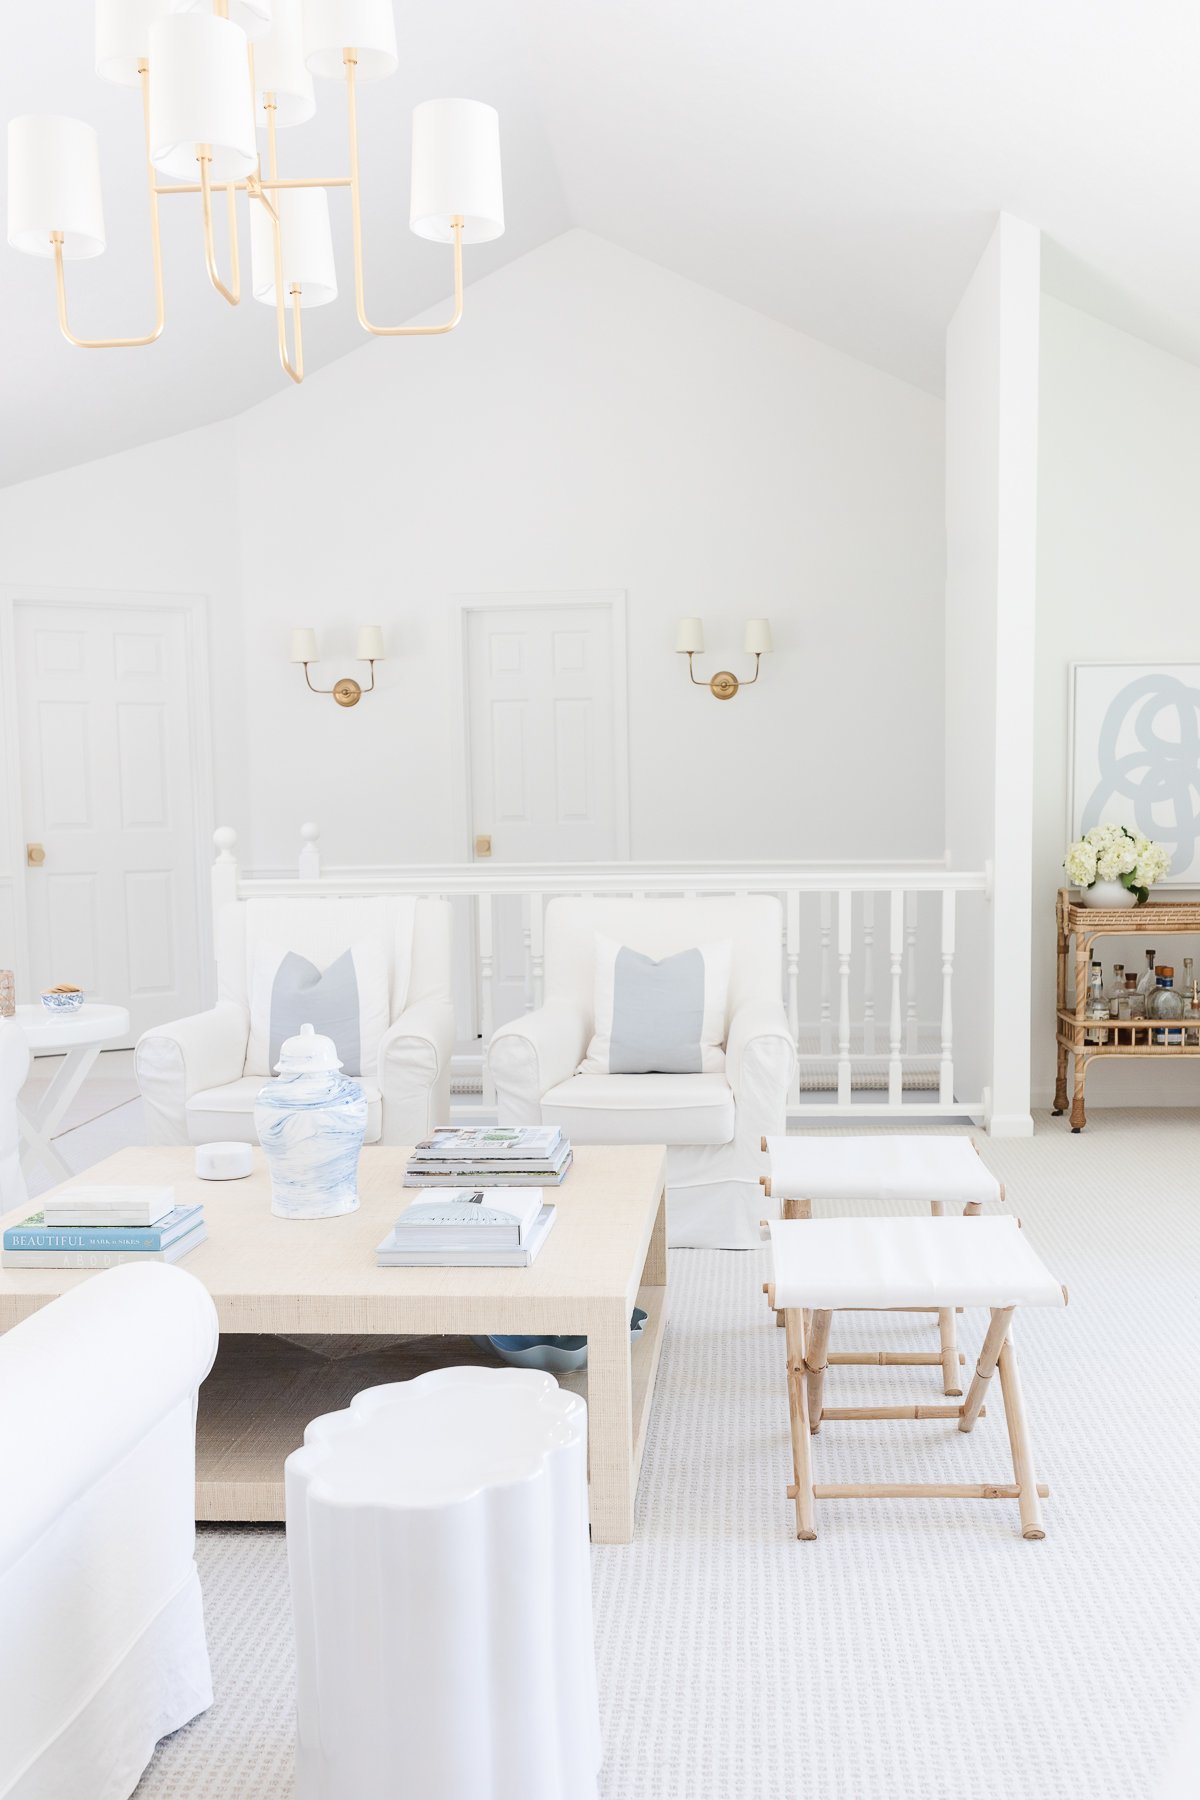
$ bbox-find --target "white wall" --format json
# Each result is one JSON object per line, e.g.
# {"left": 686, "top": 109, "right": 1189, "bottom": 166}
{"left": 944, "top": 214, "right": 1041, "bottom": 1131}
{"left": 1034, "top": 296, "right": 1200, "bottom": 1107}
{"left": 0, "top": 229, "right": 946, "bottom": 989}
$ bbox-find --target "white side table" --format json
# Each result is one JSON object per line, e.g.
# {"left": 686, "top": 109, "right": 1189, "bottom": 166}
{"left": 15, "top": 1003, "right": 130, "bottom": 1183}
{"left": 286, "top": 1366, "right": 601, "bottom": 1800}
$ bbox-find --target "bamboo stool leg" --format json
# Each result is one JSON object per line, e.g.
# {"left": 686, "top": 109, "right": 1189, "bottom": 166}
{"left": 997, "top": 1330, "right": 1046, "bottom": 1540}
{"left": 959, "top": 1307, "right": 1015, "bottom": 1433}
{"left": 929, "top": 1199, "right": 962, "bottom": 1397}
{"left": 806, "top": 1310, "right": 833, "bottom": 1432}
{"left": 783, "top": 1304, "right": 817, "bottom": 1539}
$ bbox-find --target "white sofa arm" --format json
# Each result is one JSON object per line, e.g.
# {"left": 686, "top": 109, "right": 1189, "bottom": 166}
{"left": 0, "top": 1264, "right": 218, "bottom": 1577}
{"left": 488, "top": 1003, "right": 591, "bottom": 1126}
{"left": 725, "top": 999, "right": 796, "bottom": 1140}
{"left": 136, "top": 1002, "right": 249, "bottom": 1146}
{"left": 376, "top": 997, "right": 456, "bottom": 1146}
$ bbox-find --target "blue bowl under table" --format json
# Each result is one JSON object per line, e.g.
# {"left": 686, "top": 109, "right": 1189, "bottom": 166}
{"left": 476, "top": 1308, "right": 648, "bottom": 1375}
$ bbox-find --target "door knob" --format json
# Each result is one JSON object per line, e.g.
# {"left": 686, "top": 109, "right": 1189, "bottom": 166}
{"left": 474, "top": 834, "right": 492, "bottom": 858}
{"left": 26, "top": 843, "right": 45, "bottom": 867}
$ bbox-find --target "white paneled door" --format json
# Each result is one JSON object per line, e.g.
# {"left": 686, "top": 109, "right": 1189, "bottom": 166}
{"left": 465, "top": 599, "right": 627, "bottom": 1025}
{"left": 15, "top": 602, "right": 204, "bottom": 1044}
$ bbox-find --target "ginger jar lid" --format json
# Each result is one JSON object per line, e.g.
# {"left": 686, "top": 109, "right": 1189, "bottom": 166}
{"left": 274, "top": 1022, "right": 342, "bottom": 1075}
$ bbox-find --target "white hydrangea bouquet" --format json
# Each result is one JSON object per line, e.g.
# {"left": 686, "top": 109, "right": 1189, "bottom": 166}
{"left": 1065, "top": 822, "right": 1171, "bottom": 907}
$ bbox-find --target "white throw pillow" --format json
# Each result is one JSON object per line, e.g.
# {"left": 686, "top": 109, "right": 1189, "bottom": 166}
{"left": 579, "top": 935, "right": 730, "bottom": 1075}
{"left": 246, "top": 941, "right": 389, "bottom": 1077}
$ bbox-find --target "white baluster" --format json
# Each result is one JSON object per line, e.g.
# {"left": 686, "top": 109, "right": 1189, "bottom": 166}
{"left": 521, "top": 895, "right": 533, "bottom": 1012}
{"left": 888, "top": 889, "right": 904, "bottom": 1108}
{"left": 939, "top": 889, "right": 956, "bottom": 1105}
{"left": 478, "top": 893, "right": 496, "bottom": 1109}
{"left": 837, "top": 890, "right": 852, "bottom": 1107}
{"left": 212, "top": 827, "right": 238, "bottom": 953}
{"left": 862, "top": 891, "right": 876, "bottom": 1056}
{"left": 529, "top": 890, "right": 545, "bottom": 1009}
{"left": 819, "top": 891, "right": 833, "bottom": 1057}
{"left": 298, "top": 821, "right": 321, "bottom": 880}
{"left": 905, "top": 893, "right": 919, "bottom": 1055}
{"left": 784, "top": 888, "right": 800, "bottom": 1107}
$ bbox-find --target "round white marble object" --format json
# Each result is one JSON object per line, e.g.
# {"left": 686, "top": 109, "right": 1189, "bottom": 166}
{"left": 195, "top": 1141, "right": 254, "bottom": 1181}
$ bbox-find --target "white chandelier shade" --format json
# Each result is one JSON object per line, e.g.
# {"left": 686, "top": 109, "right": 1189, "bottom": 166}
{"left": 410, "top": 98, "right": 503, "bottom": 243}
{"left": 7, "top": 115, "right": 106, "bottom": 260}
{"left": 252, "top": 0, "right": 315, "bottom": 129}
{"left": 148, "top": 12, "right": 257, "bottom": 183}
{"left": 180, "top": 0, "right": 273, "bottom": 41}
{"left": 95, "top": 0, "right": 187, "bottom": 89}
{"left": 301, "top": 0, "right": 399, "bottom": 81}
{"left": 250, "top": 188, "right": 337, "bottom": 306}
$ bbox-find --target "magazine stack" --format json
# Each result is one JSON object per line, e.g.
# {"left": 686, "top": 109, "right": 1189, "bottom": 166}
{"left": 376, "top": 1184, "right": 557, "bottom": 1268}
{"left": 403, "top": 1126, "right": 572, "bottom": 1188}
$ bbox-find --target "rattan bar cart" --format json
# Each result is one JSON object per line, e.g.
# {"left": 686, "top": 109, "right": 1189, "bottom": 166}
{"left": 1054, "top": 887, "right": 1200, "bottom": 1130}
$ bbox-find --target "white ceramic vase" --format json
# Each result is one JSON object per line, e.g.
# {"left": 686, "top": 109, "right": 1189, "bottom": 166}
{"left": 254, "top": 1023, "right": 367, "bottom": 1219}
{"left": 1079, "top": 879, "right": 1139, "bottom": 910}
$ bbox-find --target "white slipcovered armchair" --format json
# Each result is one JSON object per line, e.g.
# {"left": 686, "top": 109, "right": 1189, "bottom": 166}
{"left": 137, "top": 896, "right": 454, "bottom": 1147}
{"left": 0, "top": 1015, "right": 30, "bottom": 1211}
{"left": 0, "top": 1263, "right": 218, "bottom": 1799}
{"left": 488, "top": 896, "right": 795, "bottom": 1248}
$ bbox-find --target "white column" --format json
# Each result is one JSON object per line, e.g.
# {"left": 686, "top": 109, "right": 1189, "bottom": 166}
{"left": 945, "top": 211, "right": 1040, "bottom": 1134}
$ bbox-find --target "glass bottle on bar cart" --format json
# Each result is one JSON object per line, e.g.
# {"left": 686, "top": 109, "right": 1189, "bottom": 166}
{"left": 1152, "top": 966, "right": 1184, "bottom": 1044}
{"left": 1121, "top": 971, "right": 1139, "bottom": 1021}
{"left": 1085, "top": 961, "right": 1108, "bottom": 1042}
{"left": 1106, "top": 963, "right": 1125, "bottom": 1016}
{"left": 1137, "top": 948, "right": 1158, "bottom": 1000}
{"left": 1184, "top": 957, "right": 1200, "bottom": 1045}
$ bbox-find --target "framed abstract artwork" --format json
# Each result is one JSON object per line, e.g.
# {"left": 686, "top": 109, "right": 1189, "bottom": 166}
{"left": 1068, "top": 662, "right": 1200, "bottom": 884}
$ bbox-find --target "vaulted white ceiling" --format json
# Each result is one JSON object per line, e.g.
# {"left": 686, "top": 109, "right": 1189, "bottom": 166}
{"left": 4, "top": 0, "right": 1200, "bottom": 486}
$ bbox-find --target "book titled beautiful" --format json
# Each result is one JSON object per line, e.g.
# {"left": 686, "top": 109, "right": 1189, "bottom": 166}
{"left": 3, "top": 1204, "right": 203, "bottom": 1254}
{"left": 2, "top": 1225, "right": 207, "bottom": 1269}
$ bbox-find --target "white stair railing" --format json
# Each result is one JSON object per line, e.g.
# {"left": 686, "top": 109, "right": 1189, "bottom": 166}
{"left": 207, "top": 826, "right": 991, "bottom": 1121}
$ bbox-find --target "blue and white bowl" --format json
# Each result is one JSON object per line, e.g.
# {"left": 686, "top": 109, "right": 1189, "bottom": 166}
{"left": 40, "top": 989, "right": 85, "bottom": 1013}
{"left": 476, "top": 1308, "right": 648, "bottom": 1375}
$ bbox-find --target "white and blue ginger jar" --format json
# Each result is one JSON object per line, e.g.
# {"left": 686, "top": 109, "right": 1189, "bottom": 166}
{"left": 254, "top": 1023, "right": 367, "bottom": 1220}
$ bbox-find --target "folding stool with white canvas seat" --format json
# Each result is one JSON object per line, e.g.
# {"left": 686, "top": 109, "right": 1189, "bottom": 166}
{"left": 761, "top": 1135, "right": 1003, "bottom": 1396}
{"left": 766, "top": 1214, "right": 1067, "bottom": 1539}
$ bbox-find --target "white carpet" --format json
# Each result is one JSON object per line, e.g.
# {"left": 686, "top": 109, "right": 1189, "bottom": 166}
{"left": 133, "top": 1111, "right": 1200, "bottom": 1799}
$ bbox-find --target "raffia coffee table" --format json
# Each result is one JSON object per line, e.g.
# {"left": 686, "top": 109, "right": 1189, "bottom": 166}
{"left": 0, "top": 1144, "right": 668, "bottom": 1543}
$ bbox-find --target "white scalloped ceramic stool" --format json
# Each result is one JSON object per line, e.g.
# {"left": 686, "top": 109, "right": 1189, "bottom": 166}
{"left": 285, "top": 1367, "right": 601, "bottom": 1800}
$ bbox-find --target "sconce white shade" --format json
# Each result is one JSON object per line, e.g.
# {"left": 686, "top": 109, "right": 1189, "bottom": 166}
{"left": 302, "top": 0, "right": 398, "bottom": 80}
{"left": 179, "top": 0, "right": 272, "bottom": 39}
{"left": 410, "top": 99, "right": 504, "bottom": 244}
{"left": 290, "top": 627, "right": 319, "bottom": 663}
{"left": 252, "top": 0, "right": 314, "bottom": 126}
{"left": 356, "top": 625, "right": 386, "bottom": 662}
{"left": 7, "top": 116, "right": 106, "bottom": 260}
{"left": 744, "top": 617, "right": 773, "bottom": 655}
{"left": 250, "top": 188, "right": 337, "bottom": 306}
{"left": 95, "top": 0, "right": 187, "bottom": 88}
{"left": 675, "top": 617, "right": 705, "bottom": 655}
{"left": 148, "top": 12, "right": 257, "bottom": 184}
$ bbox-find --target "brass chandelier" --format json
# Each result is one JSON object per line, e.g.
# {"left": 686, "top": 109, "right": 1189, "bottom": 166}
{"left": 6, "top": 0, "right": 505, "bottom": 385}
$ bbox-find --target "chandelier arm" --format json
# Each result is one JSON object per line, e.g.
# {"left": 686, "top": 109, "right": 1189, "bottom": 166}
{"left": 343, "top": 51, "right": 465, "bottom": 337}
{"left": 198, "top": 150, "right": 241, "bottom": 306}
{"left": 686, "top": 653, "right": 707, "bottom": 687}
{"left": 742, "top": 654, "right": 763, "bottom": 686}
{"left": 264, "top": 97, "right": 302, "bottom": 384}
{"left": 51, "top": 60, "right": 165, "bottom": 349}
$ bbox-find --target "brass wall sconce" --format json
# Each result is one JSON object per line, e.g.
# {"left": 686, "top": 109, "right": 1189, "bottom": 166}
{"left": 290, "top": 625, "right": 384, "bottom": 706}
{"left": 676, "top": 617, "right": 772, "bottom": 699}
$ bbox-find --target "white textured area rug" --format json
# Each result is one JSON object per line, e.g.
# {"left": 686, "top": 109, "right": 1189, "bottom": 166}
{"left": 135, "top": 1112, "right": 1200, "bottom": 1799}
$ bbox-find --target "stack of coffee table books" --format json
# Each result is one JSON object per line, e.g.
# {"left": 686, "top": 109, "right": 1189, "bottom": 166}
{"left": 404, "top": 1126, "right": 572, "bottom": 1187}
{"left": 1, "top": 1185, "right": 206, "bottom": 1268}
{"left": 376, "top": 1186, "right": 557, "bottom": 1268}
